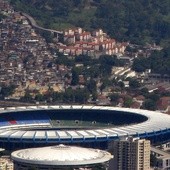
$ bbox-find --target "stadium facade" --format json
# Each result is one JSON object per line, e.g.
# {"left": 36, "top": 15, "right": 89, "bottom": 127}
{"left": 0, "top": 105, "right": 170, "bottom": 150}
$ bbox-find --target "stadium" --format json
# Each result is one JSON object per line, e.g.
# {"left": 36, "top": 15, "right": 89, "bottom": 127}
{"left": 11, "top": 144, "right": 113, "bottom": 170}
{"left": 0, "top": 105, "right": 170, "bottom": 150}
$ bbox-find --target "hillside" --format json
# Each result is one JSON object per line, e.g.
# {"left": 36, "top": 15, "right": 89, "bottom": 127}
{"left": 10, "top": 0, "right": 170, "bottom": 46}
{"left": 10, "top": 0, "right": 98, "bottom": 30}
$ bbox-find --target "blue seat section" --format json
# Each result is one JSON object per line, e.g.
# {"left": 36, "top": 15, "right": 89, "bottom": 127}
{"left": 0, "top": 111, "right": 50, "bottom": 127}
{"left": 0, "top": 116, "right": 10, "bottom": 126}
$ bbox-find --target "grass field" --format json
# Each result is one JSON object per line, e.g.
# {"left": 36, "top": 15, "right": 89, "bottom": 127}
{"left": 50, "top": 119, "right": 116, "bottom": 129}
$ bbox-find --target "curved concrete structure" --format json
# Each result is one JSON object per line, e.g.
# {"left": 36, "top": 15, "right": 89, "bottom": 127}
{"left": 11, "top": 144, "right": 113, "bottom": 166}
{"left": 0, "top": 105, "right": 170, "bottom": 149}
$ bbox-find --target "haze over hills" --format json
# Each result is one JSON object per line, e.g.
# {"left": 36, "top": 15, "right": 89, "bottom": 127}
{"left": 10, "top": 0, "right": 170, "bottom": 46}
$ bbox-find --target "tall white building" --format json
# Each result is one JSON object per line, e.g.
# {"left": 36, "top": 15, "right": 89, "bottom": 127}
{"left": 108, "top": 137, "right": 150, "bottom": 170}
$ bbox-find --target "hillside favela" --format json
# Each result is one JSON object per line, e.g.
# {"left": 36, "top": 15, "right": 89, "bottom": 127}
{"left": 0, "top": 0, "right": 170, "bottom": 170}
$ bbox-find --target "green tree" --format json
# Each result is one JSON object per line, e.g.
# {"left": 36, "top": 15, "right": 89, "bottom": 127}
{"left": 74, "top": 88, "right": 90, "bottom": 103}
{"left": 52, "top": 92, "right": 63, "bottom": 102}
{"left": 84, "top": 65, "right": 100, "bottom": 78}
{"left": 132, "top": 47, "right": 170, "bottom": 75}
{"left": 0, "top": 14, "right": 6, "bottom": 22}
{"left": 55, "top": 53, "right": 74, "bottom": 66}
{"left": 129, "top": 79, "right": 141, "bottom": 89}
{"left": 117, "top": 81, "right": 125, "bottom": 89}
{"left": 75, "top": 54, "right": 92, "bottom": 66}
{"left": 0, "top": 85, "right": 16, "bottom": 98}
{"left": 35, "top": 93, "right": 44, "bottom": 102}
{"left": 124, "top": 97, "right": 133, "bottom": 108}
{"left": 132, "top": 57, "right": 150, "bottom": 73}
{"left": 148, "top": 93, "right": 160, "bottom": 102}
{"left": 39, "top": 31, "right": 54, "bottom": 43}
{"left": 87, "top": 79, "right": 97, "bottom": 94}
{"left": 20, "top": 91, "right": 33, "bottom": 102}
{"left": 142, "top": 99, "right": 157, "bottom": 111}
{"left": 63, "top": 88, "right": 74, "bottom": 102}
{"left": 109, "top": 93, "right": 119, "bottom": 105}
{"left": 71, "top": 68, "right": 79, "bottom": 85}
{"left": 11, "top": 0, "right": 170, "bottom": 46}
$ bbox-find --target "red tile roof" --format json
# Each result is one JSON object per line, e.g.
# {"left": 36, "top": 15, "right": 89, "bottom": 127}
{"left": 157, "top": 97, "right": 170, "bottom": 111}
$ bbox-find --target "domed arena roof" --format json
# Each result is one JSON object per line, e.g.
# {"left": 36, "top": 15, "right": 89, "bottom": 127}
{"left": 11, "top": 144, "right": 113, "bottom": 166}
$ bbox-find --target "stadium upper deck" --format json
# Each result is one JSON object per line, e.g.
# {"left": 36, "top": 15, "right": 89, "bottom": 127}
{"left": 0, "top": 105, "right": 169, "bottom": 149}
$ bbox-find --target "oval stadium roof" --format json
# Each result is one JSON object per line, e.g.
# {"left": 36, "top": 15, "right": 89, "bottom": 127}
{"left": 0, "top": 106, "right": 170, "bottom": 143}
{"left": 11, "top": 144, "right": 113, "bottom": 166}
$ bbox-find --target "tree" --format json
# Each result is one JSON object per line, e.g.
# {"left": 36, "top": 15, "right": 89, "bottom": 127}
{"left": 0, "top": 85, "right": 16, "bottom": 98}
{"left": 139, "top": 88, "right": 149, "bottom": 97}
{"left": 124, "top": 97, "right": 133, "bottom": 108}
{"left": 63, "top": 88, "right": 74, "bottom": 102}
{"left": 132, "top": 47, "right": 170, "bottom": 76}
{"left": 132, "top": 57, "right": 150, "bottom": 73}
{"left": 100, "top": 83, "right": 106, "bottom": 92}
{"left": 52, "top": 92, "right": 63, "bottom": 102}
{"left": 148, "top": 93, "right": 160, "bottom": 102}
{"left": 35, "top": 93, "right": 44, "bottom": 102}
{"left": 75, "top": 54, "right": 92, "bottom": 65}
{"left": 55, "top": 53, "right": 74, "bottom": 66}
{"left": 0, "top": 14, "right": 6, "bottom": 22}
{"left": 91, "top": 91, "right": 97, "bottom": 101}
{"left": 109, "top": 93, "right": 119, "bottom": 105}
{"left": 87, "top": 79, "right": 97, "bottom": 94}
{"left": 20, "top": 91, "right": 33, "bottom": 102}
{"left": 129, "top": 79, "right": 140, "bottom": 89}
{"left": 142, "top": 99, "right": 157, "bottom": 111}
{"left": 12, "top": 0, "right": 170, "bottom": 47}
{"left": 39, "top": 31, "right": 54, "bottom": 43}
{"left": 71, "top": 68, "right": 79, "bottom": 85}
{"left": 74, "top": 88, "right": 89, "bottom": 103}
{"left": 84, "top": 65, "right": 100, "bottom": 78}
{"left": 117, "top": 81, "right": 125, "bottom": 89}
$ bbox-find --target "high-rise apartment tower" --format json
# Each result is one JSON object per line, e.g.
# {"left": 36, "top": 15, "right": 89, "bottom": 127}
{"left": 108, "top": 137, "right": 150, "bottom": 170}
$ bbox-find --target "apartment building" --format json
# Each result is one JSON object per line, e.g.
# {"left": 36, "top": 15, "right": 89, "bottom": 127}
{"left": 108, "top": 137, "right": 150, "bottom": 170}
{"left": 0, "top": 157, "right": 13, "bottom": 170}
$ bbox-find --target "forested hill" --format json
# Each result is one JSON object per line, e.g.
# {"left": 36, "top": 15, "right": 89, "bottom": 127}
{"left": 10, "top": 0, "right": 170, "bottom": 46}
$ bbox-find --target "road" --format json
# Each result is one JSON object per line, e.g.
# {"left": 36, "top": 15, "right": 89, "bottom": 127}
{"left": 21, "top": 12, "right": 63, "bottom": 35}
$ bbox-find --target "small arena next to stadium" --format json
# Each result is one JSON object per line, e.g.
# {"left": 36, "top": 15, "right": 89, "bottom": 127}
{"left": 0, "top": 105, "right": 170, "bottom": 150}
